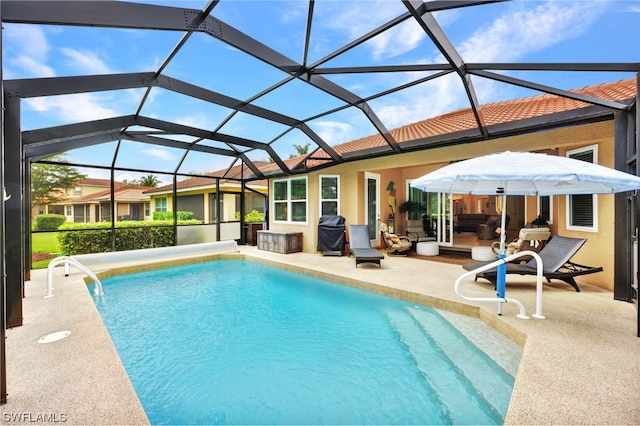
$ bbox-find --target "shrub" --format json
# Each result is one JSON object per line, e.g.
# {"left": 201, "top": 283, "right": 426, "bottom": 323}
{"left": 152, "top": 211, "right": 195, "bottom": 221}
{"left": 234, "top": 209, "right": 265, "bottom": 222}
{"left": 35, "top": 214, "right": 66, "bottom": 230}
{"left": 57, "top": 219, "right": 201, "bottom": 255}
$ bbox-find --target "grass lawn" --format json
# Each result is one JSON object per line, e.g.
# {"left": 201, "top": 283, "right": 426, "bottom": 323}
{"left": 32, "top": 231, "right": 61, "bottom": 269}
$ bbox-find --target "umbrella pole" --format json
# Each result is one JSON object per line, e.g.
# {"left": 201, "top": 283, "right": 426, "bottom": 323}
{"left": 496, "top": 188, "right": 507, "bottom": 315}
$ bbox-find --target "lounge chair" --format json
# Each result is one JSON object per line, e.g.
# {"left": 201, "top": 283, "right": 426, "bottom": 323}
{"left": 491, "top": 227, "right": 551, "bottom": 260}
{"left": 347, "top": 224, "right": 384, "bottom": 267}
{"left": 462, "top": 235, "right": 603, "bottom": 292}
{"left": 380, "top": 223, "right": 412, "bottom": 255}
{"left": 405, "top": 219, "right": 436, "bottom": 244}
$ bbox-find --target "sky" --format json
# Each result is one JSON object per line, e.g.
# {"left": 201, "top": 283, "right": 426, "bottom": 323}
{"left": 2, "top": 0, "right": 639, "bottom": 184}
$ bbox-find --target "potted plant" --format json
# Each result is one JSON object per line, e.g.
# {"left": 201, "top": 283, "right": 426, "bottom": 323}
{"left": 398, "top": 200, "right": 420, "bottom": 214}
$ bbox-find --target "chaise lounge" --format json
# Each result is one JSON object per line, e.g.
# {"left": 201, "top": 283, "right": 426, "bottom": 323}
{"left": 462, "top": 235, "right": 603, "bottom": 292}
{"left": 380, "top": 223, "right": 413, "bottom": 255}
{"left": 348, "top": 224, "right": 385, "bottom": 267}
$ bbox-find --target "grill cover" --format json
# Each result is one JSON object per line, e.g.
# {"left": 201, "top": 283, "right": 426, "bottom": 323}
{"left": 317, "top": 215, "right": 346, "bottom": 253}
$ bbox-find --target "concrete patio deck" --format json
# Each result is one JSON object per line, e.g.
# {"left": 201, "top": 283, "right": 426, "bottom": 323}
{"left": 1, "top": 245, "right": 639, "bottom": 425}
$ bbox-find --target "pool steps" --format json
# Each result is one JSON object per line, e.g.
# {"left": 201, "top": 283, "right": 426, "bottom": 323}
{"left": 386, "top": 307, "right": 514, "bottom": 424}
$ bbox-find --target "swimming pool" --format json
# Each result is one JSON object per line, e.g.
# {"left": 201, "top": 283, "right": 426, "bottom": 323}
{"left": 93, "top": 259, "right": 521, "bottom": 424}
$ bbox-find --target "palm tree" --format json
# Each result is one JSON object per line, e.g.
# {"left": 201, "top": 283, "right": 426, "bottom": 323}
{"left": 138, "top": 174, "right": 161, "bottom": 187}
{"left": 290, "top": 143, "right": 311, "bottom": 158}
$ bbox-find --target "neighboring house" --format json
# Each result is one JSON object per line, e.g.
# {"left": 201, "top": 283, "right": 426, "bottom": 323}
{"left": 144, "top": 164, "right": 268, "bottom": 223}
{"left": 37, "top": 178, "right": 153, "bottom": 223}
{"left": 263, "top": 78, "right": 638, "bottom": 293}
{"left": 143, "top": 164, "right": 268, "bottom": 243}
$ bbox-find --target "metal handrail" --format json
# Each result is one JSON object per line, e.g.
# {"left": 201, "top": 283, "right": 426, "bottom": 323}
{"left": 45, "top": 256, "right": 104, "bottom": 298}
{"left": 454, "top": 250, "right": 545, "bottom": 320}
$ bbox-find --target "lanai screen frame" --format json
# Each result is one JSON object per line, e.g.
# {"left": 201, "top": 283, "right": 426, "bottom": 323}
{"left": 1, "top": 0, "right": 640, "bottom": 404}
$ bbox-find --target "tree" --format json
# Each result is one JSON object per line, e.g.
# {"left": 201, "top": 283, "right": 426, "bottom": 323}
{"left": 31, "top": 156, "right": 87, "bottom": 210}
{"left": 123, "top": 175, "right": 161, "bottom": 187}
{"left": 289, "top": 143, "right": 311, "bottom": 158}
{"left": 138, "top": 175, "right": 161, "bottom": 187}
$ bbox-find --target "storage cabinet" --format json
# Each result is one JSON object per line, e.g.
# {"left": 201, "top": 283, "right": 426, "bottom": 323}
{"left": 257, "top": 231, "right": 303, "bottom": 254}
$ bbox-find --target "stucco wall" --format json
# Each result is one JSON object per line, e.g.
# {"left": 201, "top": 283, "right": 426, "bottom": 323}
{"left": 268, "top": 120, "right": 618, "bottom": 290}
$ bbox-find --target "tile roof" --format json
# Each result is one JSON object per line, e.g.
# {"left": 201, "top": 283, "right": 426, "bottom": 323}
{"left": 77, "top": 178, "right": 128, "bottom": 189}
{"left": 349, "top": 78, "right": 636, "bottom": 151}
{"left": 145, "top": 162, "right": 269, "bottom": 193}
{"left": 68, "top": 185, "right": 153, "bottom": 203}
{"left": 260, "top": 78, "right": 636, "bottom": 174}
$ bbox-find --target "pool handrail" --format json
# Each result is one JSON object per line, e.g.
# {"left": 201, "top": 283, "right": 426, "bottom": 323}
{"left": 46, "top": 256, "right": 104, "bottom": 298}
{"left": 454, "top": 250, "right": 545, "bottom": 320}
{"left": 44, "top": 241, "right": 241, "bottom": 298}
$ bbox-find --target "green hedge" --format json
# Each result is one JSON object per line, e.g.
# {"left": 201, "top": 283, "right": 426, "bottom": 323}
{"left": 57, "top": 220, "right": 201, "bottom": 255}
{"left": 35, "top": 214, "right": 66, "bottom": 230}
{"left": 234, "top": 209, "right": 264, "bottom": 222}
{"left": 152, "top": 211, "right": 194, "bottom": 220}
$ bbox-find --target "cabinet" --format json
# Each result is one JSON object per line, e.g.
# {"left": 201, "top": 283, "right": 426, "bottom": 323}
{"left": 257, "top": 231, "right": 303, "bottom": 254}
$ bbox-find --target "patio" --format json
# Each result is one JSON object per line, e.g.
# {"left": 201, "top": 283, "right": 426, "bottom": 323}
{"left": 1, "top": 246, "right": 638, "bottom": 424}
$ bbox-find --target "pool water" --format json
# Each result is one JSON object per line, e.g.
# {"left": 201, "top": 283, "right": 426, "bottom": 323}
{"left": 93, "top": 259, "right": 521, "bottom": 425}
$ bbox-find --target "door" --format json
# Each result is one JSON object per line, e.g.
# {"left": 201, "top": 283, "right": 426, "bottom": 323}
{"left": 437, "top": 192, "right": 453, "bottom": 246}
{"left": 364, "top": 172, "right": 380, "bottom": 245}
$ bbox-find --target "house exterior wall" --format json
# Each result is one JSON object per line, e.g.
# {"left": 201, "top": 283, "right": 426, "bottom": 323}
{"left": 268, "top": 120, "right": 617, "bottom": 291}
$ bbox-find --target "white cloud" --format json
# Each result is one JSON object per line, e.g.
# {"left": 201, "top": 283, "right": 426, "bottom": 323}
{"left": 375, "top": 1, "right": 611, "bottom": 128}
{"left": 4, "top": 24, "right": 49, "bottom": 60}
{"left": 3, "top": 24, "right": 54, "bottom": 78}
{"left": 312, "top": 121, "right": 353, "bottom": 145}
{"left": 457, "top": 1, "right": 606, "bottom": 63}
{"left": 140, "top": 148, "right": 175, "bottom": 161}
{"left": 59, "top": 47, "right": 113, "bottom": 74}
{"left": 175, "top": 113, "right": 213, "bottom": 130}
{"left": 374, "top": 73, "right": 462, "bottom": 128}
{"left": 10, "top": 56, "right": 55, "bottom": 78}
{"left": 25, "top": 93, "right": 118, "bottom": 122}
{"left": 280, "top": 0, "right": 307, "bottom": 23}
{"left": 319, "top": 1, "right": 419, "bottom": 60}
{"left": 368, "top": 20, "right": 426, "bottom": 60}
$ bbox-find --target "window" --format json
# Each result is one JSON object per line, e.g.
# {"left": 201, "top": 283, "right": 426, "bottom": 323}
{"left": 537, "top": 196, "right": 553, "bottom": 225}
{"left": 155, "top": 197, "right": 168, "bottom": 212}
{"left": 273, "top": 177, "right": 307, "bottom": 223}
{"left": 65, "top": 205, "right": 72, "bottom": 216}
{"left": 73, "top": 186, "right": 82, "bottom": 195}
{"left": 145, "top": 202, "right": 150, "bottom": 217}
{"left": 566, "top": 145, "right": 597, "bottom": 231}
{"left": 319, "top": 175, "right": 339, "bottom": 216}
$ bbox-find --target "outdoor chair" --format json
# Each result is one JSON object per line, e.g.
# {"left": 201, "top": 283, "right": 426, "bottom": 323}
{"left": 380, "top": 223, "right": 412, "bottom": 256}
{"left": 462, "top": 235, "right": 603, "bottom": 292}
{"left": 405, "top": 219, "right": 436, "bottom": 244}
{"left": 347, "top": 224, "right": 384, "bottom": 267}
{"left": 491, "top": 227, "right": 551, "bottom": 260}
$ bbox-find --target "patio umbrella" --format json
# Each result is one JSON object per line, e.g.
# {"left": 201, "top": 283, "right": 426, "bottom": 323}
{"left": 410, "top": 151, "right": 640, "bottom": 305}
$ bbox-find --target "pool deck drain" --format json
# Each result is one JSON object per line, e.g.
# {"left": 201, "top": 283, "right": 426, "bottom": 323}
{"left": 1, "top": 245, "right": 639, "bottom": 425}
{"left": 37, "top": 330, "right": 71, "bottom": 344}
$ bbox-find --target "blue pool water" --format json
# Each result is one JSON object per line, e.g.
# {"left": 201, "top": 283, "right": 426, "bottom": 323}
{"left": 93, "top": 259, "right": 521, "bottom": 425}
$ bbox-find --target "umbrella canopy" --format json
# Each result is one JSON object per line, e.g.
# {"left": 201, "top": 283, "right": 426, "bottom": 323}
{"left": 410, "top": 151, "right": 640, "bottom": 196}
{"left": 410, "top": 150, "right": 640, "bottom": 308}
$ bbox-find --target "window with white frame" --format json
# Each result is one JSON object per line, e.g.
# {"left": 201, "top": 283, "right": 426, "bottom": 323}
{"left": 566, "top": 145, "right": 598, "bottom": 231}
{"left": 274, "top": 177, "right": 307, "bottom": 223}
{"left": 65, "top": 205, "right": 72, "bottom": 216}
{"left": 319, "top": 175, "right": 339, "bottom": 216}
{"left": 155, "top": 197, "right": 168, "bottom": 212}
